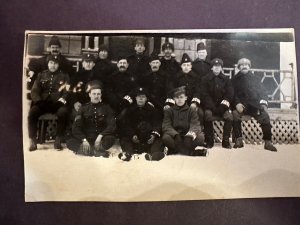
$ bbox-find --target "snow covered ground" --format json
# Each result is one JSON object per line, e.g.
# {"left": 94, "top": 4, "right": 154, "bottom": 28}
{"left": 24, "top": 142, "right": 300, "bottom": 202}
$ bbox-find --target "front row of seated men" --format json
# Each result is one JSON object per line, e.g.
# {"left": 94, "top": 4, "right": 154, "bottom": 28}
{"left": 27, "top": 53, "right": 277, "bottom": 161}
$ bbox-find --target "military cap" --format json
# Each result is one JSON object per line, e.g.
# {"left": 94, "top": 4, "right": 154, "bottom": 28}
{"left": 82, "top": 53, "right": 96, "bottom": 62}
{"left": 172, "top": 86, "right": 186, "bottom": 98}
{"left": 180, "top": 53, "right": 192, "bottom": 64}
{"left": 237, "top": 58, "right": 251, "bottom": 68}
{"left": 135, "top": 37, "right": 146, "bottom": 46}
{"left": 85, "top": 80, "right": 103, "bottom": 93}
{"left": 149, "top": 52, "right": 160, "bottom": 62}
{"left": 47, "top": 55, "right": 60, "bottom": 63}
{"left": 99, "top": 44, "right": 109, "bottom": 52}
{"left": 48, "top": 35, "right": 62, "bottom": 47}
{"left": 133, "top": 87, "right": 149, "bottom": 97}
{"left": 117, "top": 55, "right": 128, "bottom": 62}
{"left": 162, "top": 42, "right": 174, "bottom": 51}
{"left": 197, "top": 42, "right": 207, "bottom": 51}
{"left": 211, "top": 58, "right": 224, "bottom": 67}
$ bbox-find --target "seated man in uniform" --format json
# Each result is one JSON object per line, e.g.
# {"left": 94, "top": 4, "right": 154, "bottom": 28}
{"left": 67, "top": 81, "right": 116, "bottom": 157}
{"left": 118, "top": 87, "right": 165, "bottom": 161}
{"left": 201, "top": 58, "right": 234, "bottom": 148}
{"left": 231, "top": 58, "right": 277, "bottom": 151}
{"left": 162, "top": 86, "right": 207, "bottom": 157}
{"left": 28, "top": 55, "right": 70, "bottom": 151}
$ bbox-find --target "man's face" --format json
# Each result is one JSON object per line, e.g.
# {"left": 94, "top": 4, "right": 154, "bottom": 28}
{"left": 134, "top": 44, "right": 146, "bottom": 54}
{"left": 136, "top": 94, "right": 147, "bottom": 107}
{"left": 174, "top": 94, "right": 187, "bottom": 107}
{"left": 82, "top": 60, "right": 95, "bottom": 71}
{"left": 163, "top": 48, "right": 173, "bottom": 58}
{"left": 89, "top": 89, "right": 102, "bottom": 104}
{"left": 181, "top": 62, "right": 192, "bottom": 73}
{"left": 49, "top": 45, "right": 61, "bottom": 55}
{"left": 212, "top": 65, "right": 222, "bottom": 75}
{"left": 239, "top": 63, "right": 250, "bottom": 74}
{"left": 99, "top": 50, "right": 108, "bottom": 59}
{"left": 197, "top": 50, "right": 207, "bottom": 60}
{"left": 149, "top": 60, "right": 161, "bottom": 72}
{"left": 48, "top": 60, "right": 59, "bottom": 72}
{"left": 117, "top": 59, "right": 129, "bottom": 72}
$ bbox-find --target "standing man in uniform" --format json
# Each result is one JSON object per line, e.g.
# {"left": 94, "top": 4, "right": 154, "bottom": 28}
{"left": 165, "top": 53, "right": 204, "bottom": 126}
{"left": 160, "top": 42, "right": 181, "bottom": 81}
{"left": 105, "top": 56, "right": 138, "bottom": 113}
{"left": 27, "top": 35, "right": 73, "bottom": 90}
{"left": 28, "top": 55, "right": 70, "bottom": 151}
{"left": 201, "top": 58, "right": 234, "bottom": 148}
{"left": 92, "top": 44, "right": 116, "bottom": 87}
{"left": 192, "top": 42, "right": 211, "bottom": 79}
{"left": 139, "top": 52, "right": 170, "bottom": 113}
{"left": 127, "top": 38, "right": 150, "bottom": 82}
{"left": 231, "top": 58, "right": 277, "bottom": 151}
{"left": 67, "top": 81, "right": 116, "bottom": 157}
{"left": 69, "top": 53, "right": 97, "bottom": 120}
{"left": 118, "top": 87, "right": 165, "bottom": 161}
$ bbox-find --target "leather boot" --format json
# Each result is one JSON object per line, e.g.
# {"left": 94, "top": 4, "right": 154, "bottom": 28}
{"left": 54, "top": 136, "right": 63, "bottom": 150}
{"left": 29, "top": 138, "right": 37, "bottom": 151}
{"left": 233, "top": 137, "right": 244, "bottom": 148}
{"left": 222, "top": 138, "right": 232, "bottom": 149}
{"left": 264, "top": 140, "right": 277, "bottom": 152}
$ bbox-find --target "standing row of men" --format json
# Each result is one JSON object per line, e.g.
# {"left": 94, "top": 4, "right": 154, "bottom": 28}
{"left": 27, "top": 35, "right": 277, "bottom": 161}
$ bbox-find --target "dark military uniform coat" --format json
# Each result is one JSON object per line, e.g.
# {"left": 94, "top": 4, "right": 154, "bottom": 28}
{"left": 169, "top": 70, "right": 202, "bottom": 105}
{"left": 160, "top": 57, "right": 181, "bottom": 79}
{"left": 72, "top": 102, "right": 116, "bottom": 141}
{"left": 92, "top": 58, "right": 116, "bottom": 86}
{"left": 201, "top": 71, "right": 234, "bottom": 111}
{"left": 127, "top": 53, "right": 150, "bottom": 79}
{"left": 192, "top": 59, "right": 211, "bottom": 79}
{"left": 139, "top": 69, "right": 170, "bottom": 109}
{"left": 31, "top": 69, "right": 70, "bottom": 103}
{"left": 162, "top": 104, "right": 200, "bottom": 137}
{"left": 121, "top": 103, "right": 161, "bottom": 141}
{"left": 28, "top": 54, "right": 73, "bottom": 89}
{"left": 231, "top": 71, "right": 268, "bottom": 109}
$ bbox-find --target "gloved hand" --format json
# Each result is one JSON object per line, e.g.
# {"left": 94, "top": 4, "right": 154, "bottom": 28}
{"left": 190, "top": 103, "right": 197, "bottom": 110}
{"left": 78, "top": 140, "right": 91, "bottom": 156}
{"left": 74, "top": 102, "right": 82, "bottom": 112}
{"left": 163, "top": 105, "right": 171, "bottom": 110}
{"left": 94, "top": 134, "right": 103, "bottom": 150}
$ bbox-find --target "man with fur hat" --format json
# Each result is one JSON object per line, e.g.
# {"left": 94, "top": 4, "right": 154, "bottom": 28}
{"left": 67, "top": 80, "right": 116, "bottom": 157}
{"left": 118, "top": 87, "right": 165, "bottom": 161}
{"left": 201, "top": 58, "right": 234, "bottom": 148}
{"left": 165, "top": 53, "right": 204, "bottom": 125}
{"left": 28, "top": 55, "right": 70, "bottom": 151}
{"left": 127, "top": 38, "right": 151, "bottom": 81}
{"left": 192, "top": 42, "right": 211, "bottom": 79}
{"left": 231, "top": 58, "right": 277, "bottom": 151}
{"left": 27, "top": 35, "right": 73, "bottom": 90}
{"left": 160, "top": 41, "right": 181, "bottom": 80}
{"left": 162, "top": 86, "right": 207, "bottom": 156}
{"left": 93, "top": 44, "right": 116, "bottom": 86}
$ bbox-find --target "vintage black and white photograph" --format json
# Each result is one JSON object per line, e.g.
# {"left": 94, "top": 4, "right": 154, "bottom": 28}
{"left": 22, "top": 29, "right": 299, "bottom": 202}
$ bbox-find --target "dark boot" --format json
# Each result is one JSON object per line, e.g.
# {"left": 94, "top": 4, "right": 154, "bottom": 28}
{"left": 204, "top": 121, "right": 214, "bottom": 148}
{"left": 233, "top": 137, "right": 244, "bottom": 148}
{"left": 118, "top": 152, "right": 132, "bottom": 161}
{"left": 191, "top": 146, "right": 208, "bottom": 157}
{"left": 145, "top": 152, "right": 165, "bottom": 161}
{"left": 205, "top": 136, "right": 214, "bottom": 148}
{"left": 222, "top": 138, "right": 232, "bottom": 149}
{"left": 29, "top": 138, "right": 37, "bottom": 151}
{"left": 264, "top": 140, "right": 277, "bottom": 152}
{"left": 54, "top": 137, "right": 63, "bottom": 150}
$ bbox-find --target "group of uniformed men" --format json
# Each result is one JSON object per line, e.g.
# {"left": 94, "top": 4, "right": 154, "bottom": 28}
{"left": 27, "top": 35, "right": 277, "bottom": 161}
